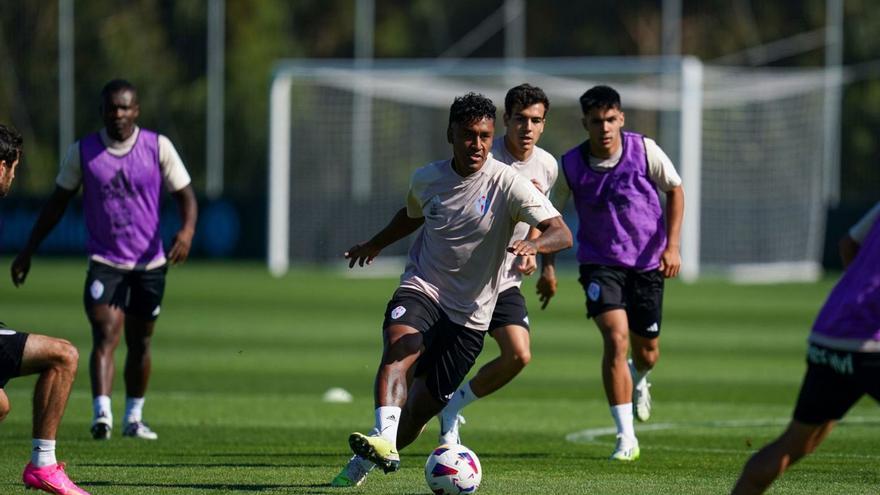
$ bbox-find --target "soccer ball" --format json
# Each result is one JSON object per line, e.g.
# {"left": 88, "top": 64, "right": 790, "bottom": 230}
{"left": 424, "top": 443, "right": 482, "bottom": 494}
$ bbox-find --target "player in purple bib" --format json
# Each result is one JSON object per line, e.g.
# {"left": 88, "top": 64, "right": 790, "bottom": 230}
{"left": 733, "top": 202, "right": 880, "bottom": 494}
{"left": 11, "top": 80, "right": 197, "bottom": 442}
{"left": 539, "top": 85, "right": 685, "bottom": 461}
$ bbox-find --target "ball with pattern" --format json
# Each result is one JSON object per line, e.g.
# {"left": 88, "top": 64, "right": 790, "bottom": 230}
{"left": 424, "top": 443, "right": 482, "bottom": 494}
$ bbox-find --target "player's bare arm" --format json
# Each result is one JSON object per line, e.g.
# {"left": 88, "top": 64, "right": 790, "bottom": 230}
{"left": 345, "top": 207, "right": 425, "bottom": 268}
{"left": 167, "top": 185, "right": 198, "bottom": 264}
{"left": 536, "top": 252, "right": 557, "bottom": 309}
{"left": 507, "top": 216, "right": 571, "bottom": 257}
{"left": 659, "top": 185, "right": 684, "bottom": 279}
{"left": 11, "top": 186, "right": 77, "bottom": 287}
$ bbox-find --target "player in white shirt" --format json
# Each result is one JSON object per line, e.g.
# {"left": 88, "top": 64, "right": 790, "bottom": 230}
{"left": 437, "top": 84, "right": 559, "bottom": 445}
{"left": 331, "top": 93, "right": 572, "bottom": 487}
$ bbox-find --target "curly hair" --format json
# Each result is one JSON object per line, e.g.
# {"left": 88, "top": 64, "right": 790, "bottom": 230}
{"left": 448, "top": 92, "right": 496, "bottom": 129}
{"left": 0, "top": 123, "right": 23, "bottom": 165}
{"left": 579, "top": 85, "right": 621, "bottom": 114}
{"left": 504, "top": 84, "right": 550, "bottom": 116}
{"left": 100, "top": 79, "right": 138, "bottom": 102}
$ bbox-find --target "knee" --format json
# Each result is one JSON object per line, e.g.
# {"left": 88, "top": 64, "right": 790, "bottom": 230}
{"left": 603, "top": 332, "right": 629, "bottom": 357}
{"left": 58, "top": 340, "right": 80, "bottom": 372}
{"left": 0, "top": 398, "right": 9, "bottom": 423}
{"left": 504, "top": 347, "right": 531, "bottom": 369}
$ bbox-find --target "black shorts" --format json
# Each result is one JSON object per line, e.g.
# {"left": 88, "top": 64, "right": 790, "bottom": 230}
{"left": 0, "top": 327, "right": 29, "bottom": 388}
{"left": 383, "top": 288, "right": 485, "bottom": 404}
{"left": 84, "top": 261, "right": 167, "bottom": 321}
{"left": 489, "top": 287, "right": 530, "bottom": 333}
{"left": 792, "top": 343, "right": 880, "bottom": 424}
{"left": 578, "top": 264, "right": 664, "bottom": 338}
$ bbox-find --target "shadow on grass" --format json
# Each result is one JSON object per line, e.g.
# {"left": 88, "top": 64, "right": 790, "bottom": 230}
{"left": 83, "top": 481, "right": 428, "bottom": 494}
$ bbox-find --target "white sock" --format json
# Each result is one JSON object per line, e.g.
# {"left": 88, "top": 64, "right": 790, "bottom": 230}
{"left": 443, "top": 381, "right": 479, "bottom": 417}
{"left": 124, "top": 397, "right": 145, "bottom": 424}
{"left": 374, "top": 406, "right": 401, "bottom": 445}
{"left": 31, "top": 439, "right": 56, "bottom": 467}
{"left": 610, "top": 403, "right": 637, "bottom": 442}
{"left": 93, "top": 395, "right": 112, "bottom": 422}
{"left": 628, "top": 359, "right": 651, "bottom": 388}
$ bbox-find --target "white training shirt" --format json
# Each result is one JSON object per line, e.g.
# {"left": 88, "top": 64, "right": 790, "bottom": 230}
{"left": 56, "top": 126, "right": 192, "bottom": 193}
{"left": 400, "top": 156, "right": 560, "bottom": 330}
{"left": 849, "top": 201, "right": 880, "bottom": 244}
{"left": 550, "top": 136, "right": 681, "bottom": 211}
{"left": 491, "top": 136, "right": 558, "bottom": 292}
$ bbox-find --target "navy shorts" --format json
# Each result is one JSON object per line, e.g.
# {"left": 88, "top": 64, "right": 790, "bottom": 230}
{"left": 578, "top": 264, "right": 664, "bottom": 338}
{"left": 0, "top": 327, "right": 29, "bottom": 388}
{"left": 489, "top": 287, "right": 530, "bottom": 333}
{"left": 84, "top": 261, "right": 167, "bottom": 321}
{"left": 383, "top": 288, "right": 485, "bottom": 404}
{"left": 792, "top": 343, "right": 880, "bottom": 424}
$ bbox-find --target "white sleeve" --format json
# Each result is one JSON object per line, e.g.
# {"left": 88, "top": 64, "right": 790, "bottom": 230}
{"left": 849, "top": 202, "right": 880, "bottom": 244}
{"left": 645, "top": 138, "right": 682, "bottom": 192}
{"left": 545, "top": 156, "right": 559, "bottom": 197}
{"left": 549, "top": 169, "right": 571, "bottom": 212}
{"left": 55, "top": 142, "right": 82, "bottom": 191}
{"left": 508, "top": 173, "right": 560, "bottom": 227}
{"left": 159, "top": 135, "right": 192, "bottom": 192}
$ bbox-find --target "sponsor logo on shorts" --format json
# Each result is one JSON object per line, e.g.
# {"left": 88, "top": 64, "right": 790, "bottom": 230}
{"left": 808, "top": 344, "right": 854, "bottom": 375}
{"left": 90, "top": 280, "right": 104, "bottom": 300}
{"left": 0, "top": 329, "right": 16, "bottom": 336}
{"left": 152, "top": 305, "right": 161, "bottom": 317}
{"left": 523, "top": 316, "right": 529, "bottom": 325}
{"left": 587, "top": 282, "right": 601, "bottom": 301}
{"left": 391, "top": 306, "right": 406, "bottom": 319}
{"left": 645, "top": 323, "right": 659, "bottom": 333}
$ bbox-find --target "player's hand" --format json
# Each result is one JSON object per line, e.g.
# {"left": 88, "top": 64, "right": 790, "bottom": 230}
{"left": 344, "top": 241, "right": 381, "bottom": 268}
{"left": 658, "top": 246, "right": 681, "bottom": 279}
{"left": 515, "top": 255, "right": 537, "bottom": 276}
{"left": 167, "top": 228, "right": 194, "bottom": 264}
{"left": 10, "top": 253, "right": 31, "bottom": 287}
{"left": 507, "top": 239, "right": 537, "bottom": 257}
{"left": 536, "top": 265, "right": 557, "bottom": 310}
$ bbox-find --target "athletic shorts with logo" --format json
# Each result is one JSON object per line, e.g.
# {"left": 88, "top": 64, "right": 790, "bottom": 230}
{"left": 84, "top": 261, "right": 167, "bottom": 321}
{"left": 382, "top": 288, "right": 485, "bottom": 404}
{"left": 578, "top": 264, "right": 664, "bottom": 339}
{"left": 793, "top": 343, "right": 880, "bottom": 424}
{"left": 489, "top": 287, "right": 530, "bottom": 334}
{"left": 0, "top": 326, "right": 29, "bottom": 388}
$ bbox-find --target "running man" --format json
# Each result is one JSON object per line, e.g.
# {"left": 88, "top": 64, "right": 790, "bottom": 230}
{"left": 11, "top": 79, "right": 197, "bottom": 441}
{"left": 0, "top": 123, "right": 90, "bottom": 494}
{"left": 331, "top": 93, "right": 572, "bottom": 487}
{"left": 539, "top": 85, "right": 684, "bottom": 461}
{"left": 437, "top": 84, "right": 558, "bottom": 444}
{"left": 731, "top": 202, "right": 880, "bottom": 494}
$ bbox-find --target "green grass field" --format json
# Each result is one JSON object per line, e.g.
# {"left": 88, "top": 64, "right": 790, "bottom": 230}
{"left": 0, "top": 259, "right": 877, "bottom": 494}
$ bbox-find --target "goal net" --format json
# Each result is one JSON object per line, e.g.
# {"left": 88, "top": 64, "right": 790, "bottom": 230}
{"left": 268, "top": 57, "right": 834, "bottom": 282}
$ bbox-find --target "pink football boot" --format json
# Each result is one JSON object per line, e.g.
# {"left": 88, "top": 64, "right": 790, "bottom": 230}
{"left": 22, "top": 462, "right": 91, "bottom": 495}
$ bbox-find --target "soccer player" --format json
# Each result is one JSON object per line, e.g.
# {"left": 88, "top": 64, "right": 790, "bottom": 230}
{"left": 731, "top": 202, "right": 880, "bottom": 494}
{"left": 11, "top": 79, "right": 197, "bottom": 441}
{"left": 0, "top": 124, "right": 90, "bottom": 494}
{"left": 538, "top": 85, "right": 684, "bottom": 461}
{"left": 437, "top": 84, "right": 558, "bottom": 445}
{"left": 331, "top": 93, "right": 572, "bottom": 487}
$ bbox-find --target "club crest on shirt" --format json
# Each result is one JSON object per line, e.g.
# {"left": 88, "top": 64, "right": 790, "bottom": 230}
{"left": 391, "top": 305, "right": 406, "bottom": 319}
{"left": 587, "top": 282, "right": 601, "bottom": 301}
{"left": 90, "top": 280, "right": 104, "bottom": 300}
{"left": 475, "top": 193, "right": 490, "bottom": 216}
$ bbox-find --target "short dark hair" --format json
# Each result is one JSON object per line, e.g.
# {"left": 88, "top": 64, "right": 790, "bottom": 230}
{"left": 504, "top": 84, "right": 550, "bottom": 116}
{"left": 101, "top": 79, "right": 138, "bottom": 102}
{"left": 0, "top": 123, "right": 23, "bottom": 165}
{"left": 448, "top": 92, "right": 496, "bottom": 129}
{"left": 579, "top": 85, "right": 621, "bottom": 114}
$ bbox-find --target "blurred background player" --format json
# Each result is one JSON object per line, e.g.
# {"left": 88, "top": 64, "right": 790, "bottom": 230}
{"left": 731, "top": 201, "right": 880, "bottom": 494}
{"left": 437, "top": 83, "right": 558, "bottom": 445}
{"left": 333, "top": 93, "right": 571, "bottom": 487}
{"left": 539, "top": 85, "right": 684, "bottom": 461}
{"left": 11, "top": 79, "right": 197, "bottom": 441}
{"left": 0, "top": 123, "right": 90, "bottom": 494}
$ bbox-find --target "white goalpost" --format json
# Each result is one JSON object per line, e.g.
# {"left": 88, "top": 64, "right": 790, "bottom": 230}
{"left": 267, "top": 57, "right": 834, "bottom": 282}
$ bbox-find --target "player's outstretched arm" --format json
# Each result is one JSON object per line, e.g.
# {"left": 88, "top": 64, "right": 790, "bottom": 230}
{"left": 344, "top": 207, "right": 424, "bottom": 268}
{"left": 659, "top": 185, "right": 684, "bottom": 278}
{"left": 167, "top": 184, "right": 198, "bottom": 264}
{"left": 11, "top": 186, "right": 76, "bottom": 287}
